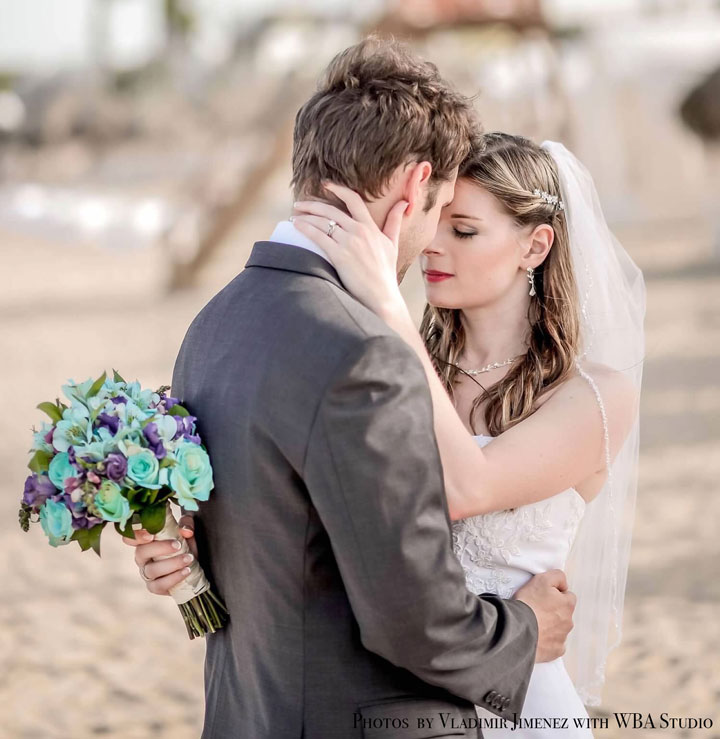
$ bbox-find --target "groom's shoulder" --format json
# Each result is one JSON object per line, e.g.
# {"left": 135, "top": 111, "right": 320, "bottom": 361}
{"left": 185, "top": 261, "right": 402, "bottom": 350}
{"left": 301, "top": 275, "right": 412, "bottom": 356}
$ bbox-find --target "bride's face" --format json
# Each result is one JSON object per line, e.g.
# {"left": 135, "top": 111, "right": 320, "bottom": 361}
{"left": 421, "top": 179, "right": 535, "bottom": 310}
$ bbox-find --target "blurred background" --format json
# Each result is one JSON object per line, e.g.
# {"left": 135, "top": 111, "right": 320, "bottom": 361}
{"left": 2, "top": 1, "right": 719, "bottom": 737}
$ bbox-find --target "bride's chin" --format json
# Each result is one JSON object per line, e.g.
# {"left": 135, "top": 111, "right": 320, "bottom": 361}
{"left": 425, "top": 297, "right": 461, "bottom": 310}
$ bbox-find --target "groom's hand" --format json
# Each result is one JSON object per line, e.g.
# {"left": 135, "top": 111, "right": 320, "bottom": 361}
{"left": 514, "top": 569, "right": 576, "bottom": 663}
{"left": 121, "top": 514, "right": 198, "bottom": 596}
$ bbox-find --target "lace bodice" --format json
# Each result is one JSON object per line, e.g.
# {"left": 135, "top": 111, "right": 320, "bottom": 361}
{"left": 451, "top": 435, "right": 586, "bottom": 599}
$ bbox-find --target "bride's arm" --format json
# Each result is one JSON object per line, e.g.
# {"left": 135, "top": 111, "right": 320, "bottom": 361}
{"left": 376, "top": 304, "right": 637, "bottom": 519}
{"left": 292, "top": 186, "right": 638, "bottom": 520}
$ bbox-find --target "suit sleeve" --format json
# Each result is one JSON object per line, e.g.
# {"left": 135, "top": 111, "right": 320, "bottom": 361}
{"left": 302, "top": 334, "right": 538, "bottom": 716}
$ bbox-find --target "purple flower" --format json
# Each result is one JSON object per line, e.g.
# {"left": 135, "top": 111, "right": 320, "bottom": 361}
{"left": 104, "top": 453, "right": 128, "bottom": 482}
{"left": 67, "top": 446, "right": 76, "bottom": 463}
{"left": 23, "top": 474, "right": 56, "bottom": 508}
{"left": 155, "top": 393, "right": 180, "bottom": 416}
{"left": 69, "top": 508, "right": 104, "bottom": 530}
{"left": 44, "top": 427, "right": 55, "bottom": 445}
{"left": 97, "top": 412, "right": 120, "bottom": 436}
{"left": 143, "top": 422, "right": 167, "bottom": 460}
{"left": 159, "top": 391, "right": 180, "bottom": 407}
{"left": 174, "top": 415, "right": 201, "bottom": 445}
{"left": 110, "top": 395, "right": 126, "bottom": 405}
{"left": 54, "top": 489, "right": 103, "bottom": 530}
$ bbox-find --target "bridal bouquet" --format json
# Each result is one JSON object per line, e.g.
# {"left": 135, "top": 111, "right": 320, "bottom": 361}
{"left": 17, "top": 369, "right": 229, "bottom": 639}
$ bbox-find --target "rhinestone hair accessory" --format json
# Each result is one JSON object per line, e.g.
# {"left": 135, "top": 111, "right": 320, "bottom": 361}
{"left": 533, "top": 187, "right": 565, "bottom": 211}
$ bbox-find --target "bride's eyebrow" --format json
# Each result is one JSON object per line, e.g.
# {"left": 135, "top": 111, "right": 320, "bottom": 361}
{"left": 450, "top": 213, "right": 482, "bottom": 221}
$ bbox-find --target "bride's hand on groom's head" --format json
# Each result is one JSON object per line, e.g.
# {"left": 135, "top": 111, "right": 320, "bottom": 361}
{"left": 121, "top": 517, "right": 198, "bottom": 596}
{"left": 513, "top": 569, "right": 577, "bottom": 664}
{"left": 292, "top": 182, "right": 408, "bottom": 319}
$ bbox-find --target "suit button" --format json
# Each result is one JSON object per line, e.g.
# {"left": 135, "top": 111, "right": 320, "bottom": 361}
{"left": 503, "top": 698, "right": 511, "bottom": 710}
{"left": 484, "top": 690, "right": 498, "bottom": 703}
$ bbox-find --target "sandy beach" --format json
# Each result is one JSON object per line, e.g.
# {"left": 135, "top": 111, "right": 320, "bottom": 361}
{"left": 2, "top": 167, "right": 719, "bottom": 738}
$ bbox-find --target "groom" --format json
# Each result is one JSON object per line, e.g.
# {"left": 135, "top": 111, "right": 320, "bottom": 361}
{"left": 124, "top": 37, "right": 575, "bottom": 738}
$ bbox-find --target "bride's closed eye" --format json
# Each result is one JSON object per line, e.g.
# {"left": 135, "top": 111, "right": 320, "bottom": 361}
{"left": 452, "top": 227, "right": 476, "bottom": 240}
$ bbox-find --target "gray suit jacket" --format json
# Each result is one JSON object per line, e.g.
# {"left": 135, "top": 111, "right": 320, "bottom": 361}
{"left": 171, "top": 241, "right": 538, "bottom": 739}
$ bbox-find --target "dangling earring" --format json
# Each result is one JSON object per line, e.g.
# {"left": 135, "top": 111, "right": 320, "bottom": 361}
{"left": 526, "top": 266, "right": 536, "bottom": 297}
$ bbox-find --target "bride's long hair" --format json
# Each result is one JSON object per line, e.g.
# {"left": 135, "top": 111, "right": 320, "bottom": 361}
{"left": 420, "top": 132, "right": 582, "bottom": 436}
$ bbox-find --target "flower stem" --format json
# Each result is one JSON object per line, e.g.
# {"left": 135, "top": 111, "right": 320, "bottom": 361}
{"left": 178, "top": 587, "right": 229, "bottom": 639}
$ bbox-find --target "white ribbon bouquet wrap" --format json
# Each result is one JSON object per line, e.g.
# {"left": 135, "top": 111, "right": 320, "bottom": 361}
{"left": 141, "top": 505, "right": 211, "bottom": 605}
{"left": 18, "top": 370, "right": 229, "bottom": 639}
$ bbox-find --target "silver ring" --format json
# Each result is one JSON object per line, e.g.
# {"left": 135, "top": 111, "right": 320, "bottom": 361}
{"left": 139, "top": 563, "right": 151, "bottom": 582}
{"left": 326, "top": 219, "right": 337, "bottom": 238}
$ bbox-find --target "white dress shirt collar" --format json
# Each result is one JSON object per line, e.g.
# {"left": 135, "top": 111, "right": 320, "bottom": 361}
{"left": 269, "top": 220, "right": 331, "bottom": 264}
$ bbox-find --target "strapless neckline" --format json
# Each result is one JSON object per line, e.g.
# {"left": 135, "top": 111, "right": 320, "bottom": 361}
{"left": 472, "top": 434, "right": 586, "bottom": 507}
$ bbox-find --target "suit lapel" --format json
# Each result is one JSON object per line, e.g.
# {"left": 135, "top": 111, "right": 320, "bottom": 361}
{"left": 246, "top": 241, "right": 346, "bottom": 292}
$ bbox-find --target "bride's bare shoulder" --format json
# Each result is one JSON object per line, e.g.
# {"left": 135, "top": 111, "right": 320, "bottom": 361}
{"left": 536, "top": 360, "right": 638, "bottom": 431}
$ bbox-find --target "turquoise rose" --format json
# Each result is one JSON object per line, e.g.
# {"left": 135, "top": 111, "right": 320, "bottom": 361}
{"left": 48, "top": 452, "right": 78, "bottom": 491}
{"left": 126, "top": 448, "right": 160, "bottom": 488}
{"left": 39, "top": 498, "right": 74, "bottom": 547}
{"left": 169, "top": 441, "right": 214, "bottom": 511}
{"left": 94, "top": 480, "right": 131, "bottom": 528}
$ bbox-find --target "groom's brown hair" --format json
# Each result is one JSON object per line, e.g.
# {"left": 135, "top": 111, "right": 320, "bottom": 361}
{"left": 291, "top": 36, "right": 480, "bottom": 210}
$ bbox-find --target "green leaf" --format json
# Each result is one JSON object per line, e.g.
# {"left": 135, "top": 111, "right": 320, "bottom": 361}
{"left": 112, "top": 368, "right": 126, "bottom": 384}
{"left": 87, "top": 371, "right": 107, "bottom": 398}
{"left": 37, "top": 402, "right": 63, "bottom": 424}
{"left": 114, "top": 520, "right": 136, "bottom": 538}
{"left": 71, "top": 528, "right": 92, "bottom": 552}
{"left": 167, "top": 403, "right": 189, "bottom": 417}
{"left": 28, "top": 450, "right": 53, "bottom": 474}
{"left": 140, "top": 503, "right": 167, "bottom": 535}
{"left": 155, "top": 490, "right": 173, "bottom": 506}
{"left": 88, "top": 523, "right": 104, "bottom": 556}
{"left": 73, "top": 524, "right": 104, "bottom": 556}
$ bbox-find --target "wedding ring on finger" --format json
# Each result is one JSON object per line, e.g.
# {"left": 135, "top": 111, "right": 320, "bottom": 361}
{"left": 139, "top": 563, "right": 152, "bottom": 582}
{"left": 326, "top": 219, "right": 337, "bottom": 238}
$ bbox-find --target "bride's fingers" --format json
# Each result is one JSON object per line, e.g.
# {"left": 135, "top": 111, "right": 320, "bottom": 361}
{"left": 134, "top": 538, "right": 183, "bottom": 568}
{"left": 292, "top": 219, "right": 346, "bottom": 263}
{"left": 142, "top": 552, "right": 192, "bottom": 582}
{"left": 291, "top": 215, "right": 352, "bottom": 243}
{"left": 382, "top": 200, "right": 409, "bottom": 247}
{"left": 146, "top": 566, "right": 192, "bottom": 596}
{"left": 292, "top": 200, "right": 357, "bottom": 233}
{"left": 322, "top": 183, "right": 375, "bottom": 226}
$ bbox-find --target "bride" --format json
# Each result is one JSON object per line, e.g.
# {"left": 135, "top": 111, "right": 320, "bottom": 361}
{"left": 291, "top": 133, "right": 646, "bottom": 736}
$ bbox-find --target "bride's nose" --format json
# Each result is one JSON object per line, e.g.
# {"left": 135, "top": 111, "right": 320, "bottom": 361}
{"left": 422, "top": 239, "right": 445, "bottom": 257}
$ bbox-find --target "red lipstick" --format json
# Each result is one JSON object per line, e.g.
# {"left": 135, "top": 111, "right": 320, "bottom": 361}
{"left": 424, "top": 270, "right": 453, "bottom": 283}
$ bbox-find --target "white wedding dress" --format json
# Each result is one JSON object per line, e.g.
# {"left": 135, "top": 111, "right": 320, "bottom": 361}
{"left": 451, "top": 434, "right": 594, "bottom": 738}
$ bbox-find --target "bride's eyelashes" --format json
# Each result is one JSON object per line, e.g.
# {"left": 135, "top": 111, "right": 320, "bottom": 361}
{"left": 452, "top": 227, "right": 477, "bottom": 240}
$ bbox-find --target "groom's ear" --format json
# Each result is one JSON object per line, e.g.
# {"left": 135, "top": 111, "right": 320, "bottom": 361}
{"left": 402, "top": 161, "right": 433, "bottom": 216}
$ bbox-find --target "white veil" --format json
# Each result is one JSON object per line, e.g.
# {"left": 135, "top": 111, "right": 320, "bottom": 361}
{"left": 540, "top": 141, "right": 646, "bottom": 706}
